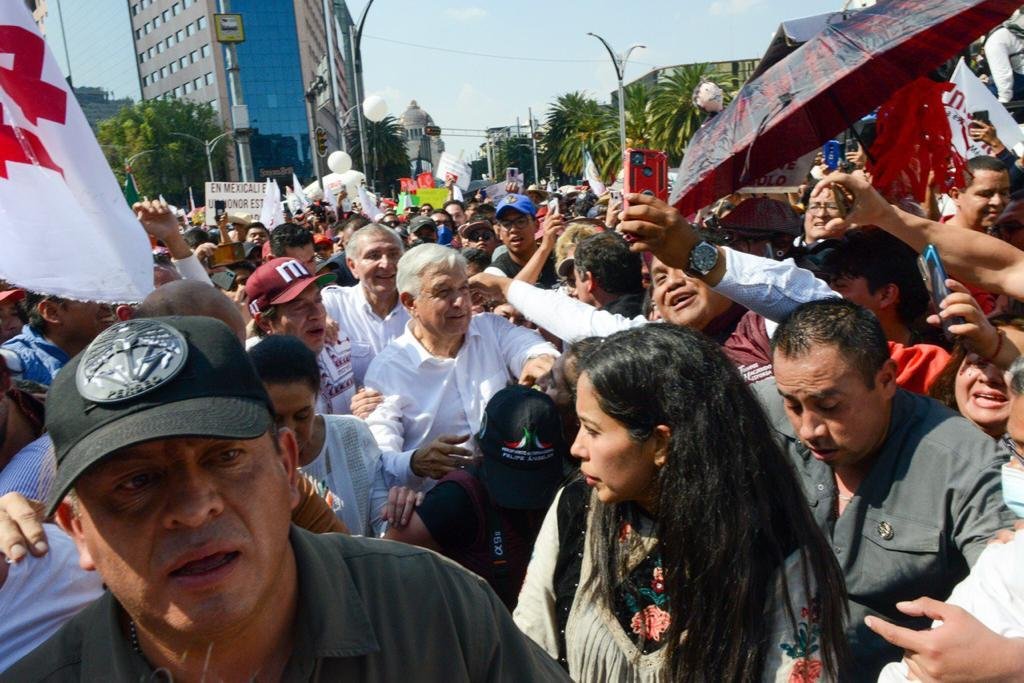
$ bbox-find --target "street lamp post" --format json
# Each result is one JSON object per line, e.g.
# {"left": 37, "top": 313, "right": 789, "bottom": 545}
{"left": 169, "top": 131, "right": 232, "bottom": 182}
{"left": 587, "top": 33, "right": 645, "bottom": 159}
{"left": 123, "top": 149, "right": 156, "bottom": 172}
{"left": 350, "top": 0, "right": 377, "bottom": 185}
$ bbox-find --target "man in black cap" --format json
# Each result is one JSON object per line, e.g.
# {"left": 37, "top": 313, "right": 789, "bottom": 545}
{"left": 2, "top": 317, "right": 569, "bottom": 681}
{"left": 385, "top": 385, "right": 568, "bottom": 610}
{"left": 408, "top": 215, "right": 438, "bottom": 244}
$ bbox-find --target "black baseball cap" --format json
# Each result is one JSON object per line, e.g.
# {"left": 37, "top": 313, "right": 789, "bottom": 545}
{"left": 476, "top": 385, "right": 568, "bottom": 510}
{"left": 409, "top": 215, "right": 437, "bottom": 235}
{"left": 44, "top": 316, "right": 274, "bottom": 515}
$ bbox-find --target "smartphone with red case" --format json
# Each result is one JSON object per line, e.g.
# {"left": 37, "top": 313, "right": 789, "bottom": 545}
{"left": 621, "top": 149, "right": 668, "bottom": 242}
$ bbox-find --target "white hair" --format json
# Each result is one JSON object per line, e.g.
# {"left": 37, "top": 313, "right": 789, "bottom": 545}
{"left": 346, "top": 223, "right": 404, "bottom": 261}
{"left": 397, "top": 243, "right": 467, "bottom": 297}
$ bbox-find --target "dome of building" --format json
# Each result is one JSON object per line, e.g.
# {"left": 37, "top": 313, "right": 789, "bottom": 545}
{"left": 399, "top": 100, "right": 435, "bottom": 129}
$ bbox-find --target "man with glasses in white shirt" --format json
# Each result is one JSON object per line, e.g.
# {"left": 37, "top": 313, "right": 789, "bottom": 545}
{"left": 364, "top": 244, "right": 558, "bottom": 490}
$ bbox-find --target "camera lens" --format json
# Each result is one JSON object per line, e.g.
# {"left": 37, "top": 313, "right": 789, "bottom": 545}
{"left": 642, "top": 167, "right": 653, "bottom": 178}
{"left": 630, "top": 152, "right": 644, "bottom": 165}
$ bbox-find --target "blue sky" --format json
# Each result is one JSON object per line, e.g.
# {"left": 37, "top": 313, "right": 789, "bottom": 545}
{"left": 356, "top": 0, "right": 851, "bottom": 158}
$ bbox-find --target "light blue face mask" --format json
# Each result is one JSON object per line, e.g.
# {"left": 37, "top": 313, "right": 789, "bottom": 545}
{"left": 1001, "top": 464, "right": 1024, "bottom": 518}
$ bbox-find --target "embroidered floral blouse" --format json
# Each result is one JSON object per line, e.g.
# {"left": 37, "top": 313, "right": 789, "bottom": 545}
{"left": 514, "top": 487, "right": 833, "bottom": 683}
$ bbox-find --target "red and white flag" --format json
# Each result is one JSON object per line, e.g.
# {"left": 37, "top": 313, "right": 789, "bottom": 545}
{"left": 0, "top": 3, "right": 153, "bottom": 302}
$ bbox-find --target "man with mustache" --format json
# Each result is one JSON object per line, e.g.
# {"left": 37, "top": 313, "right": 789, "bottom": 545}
{"left": 1, "top": 316, "right": 569, "bottom": 681}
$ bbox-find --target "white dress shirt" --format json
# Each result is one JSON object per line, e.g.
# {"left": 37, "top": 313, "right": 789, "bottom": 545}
{"left": 321, "top": 284, "right": 410, "bottom": 385}
{"left": 985, "top": 26, "right": 1024, "bottom": 103}
{"left": 363, "top": 313, "right": 558, "bottom": 490}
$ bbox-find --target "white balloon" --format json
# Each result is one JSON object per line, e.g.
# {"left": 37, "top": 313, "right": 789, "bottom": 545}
{"left": 326, "top": 151, "right": 352, "bottom": 174}
{"left": 337, "top": 169, "right": 365, "bottom": 186}
{"left": 363, "top": 95, "right": 388, "bottom": 123}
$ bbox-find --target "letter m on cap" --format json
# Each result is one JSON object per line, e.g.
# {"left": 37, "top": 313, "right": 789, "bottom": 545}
{"left": 275, "top": 259, "right": 309, "bottom": 283}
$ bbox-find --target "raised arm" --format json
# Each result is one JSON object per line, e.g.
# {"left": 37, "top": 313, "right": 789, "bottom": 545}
{"left": 810, "top": 172, "right": 1024, "bottom": 299}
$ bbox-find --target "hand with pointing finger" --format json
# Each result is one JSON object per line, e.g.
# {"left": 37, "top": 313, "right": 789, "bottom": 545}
{"left": 866, "top": 597, "right": 1024, "bottom": 681}
{"left": 410, "top": 434, "right": 476, "bottom": 479}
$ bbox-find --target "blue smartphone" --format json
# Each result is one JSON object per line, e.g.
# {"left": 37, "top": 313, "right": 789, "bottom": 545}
{"left": 823, "top": 140, "right": 844, "bottom": 171}
{"left": 918, "top": 244, "right": 965, "bottom": 333}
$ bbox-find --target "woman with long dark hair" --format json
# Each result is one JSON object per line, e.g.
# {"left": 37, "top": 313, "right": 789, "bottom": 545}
{"left": 514, "top": 324, "right": 848, "bottom": 681}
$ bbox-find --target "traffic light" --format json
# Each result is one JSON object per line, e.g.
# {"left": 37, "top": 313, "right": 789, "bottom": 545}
{"left": 315, "top": 127, "right": 327, "bottom": 156}
{"left": 425, "top": 125, "right": 441, "bottom": 137}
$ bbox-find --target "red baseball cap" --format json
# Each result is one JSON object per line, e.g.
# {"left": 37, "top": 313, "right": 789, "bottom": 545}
{"left": 244, "top": 257, "right": 335, "bottom": 317}
{"left": 313, "top": 234, "right": 333, "bottom": 247}
{"left": 0, "top": 289, "right": 25, "bottom": 305}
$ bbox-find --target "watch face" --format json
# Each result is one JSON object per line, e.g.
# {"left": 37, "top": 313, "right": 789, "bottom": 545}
{"left": 690, "top": 242, "right": 718, "bottom": 274}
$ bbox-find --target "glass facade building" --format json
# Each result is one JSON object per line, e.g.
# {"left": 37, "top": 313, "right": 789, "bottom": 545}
{"left": 229, "top": 1, "right": 311, "bottom": 179}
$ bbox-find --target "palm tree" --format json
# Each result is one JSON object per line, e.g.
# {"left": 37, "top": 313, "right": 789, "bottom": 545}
{"left": 346, "top": 115, "right": 410, "bottom": 192}
{"left": 648, "top": 64, "right": 732, "bottom": 163}
{"left": 542, "top": 92, "right": 617, "bottom": 181}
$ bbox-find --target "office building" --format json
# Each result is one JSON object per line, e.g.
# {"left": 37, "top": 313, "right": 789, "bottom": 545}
{"left": 129, "top": 0, "right": 350, "bottom": 182}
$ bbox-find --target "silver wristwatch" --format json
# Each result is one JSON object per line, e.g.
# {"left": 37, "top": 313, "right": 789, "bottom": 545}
{"left": 686, "top": 240, "right": 719, "bottom": 277}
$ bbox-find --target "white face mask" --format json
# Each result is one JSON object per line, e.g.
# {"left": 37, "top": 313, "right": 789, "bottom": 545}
{"left": 1001, "top": 463, "right": 1024, "bottom": 518}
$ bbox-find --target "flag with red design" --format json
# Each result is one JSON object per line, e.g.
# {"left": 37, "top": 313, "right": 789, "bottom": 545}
{"left": 0, "top": 3, "right": 152, "bottom": 302}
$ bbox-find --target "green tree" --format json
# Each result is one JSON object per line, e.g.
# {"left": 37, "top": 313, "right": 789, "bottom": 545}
{"left": 649, "top": 64, "right": 732, "bottom": 162}
{"left": 96, "top": 98, "right": 226, "bottom": 207}
{"left": 346, "top": 116, "right": 410, "bottom": 195}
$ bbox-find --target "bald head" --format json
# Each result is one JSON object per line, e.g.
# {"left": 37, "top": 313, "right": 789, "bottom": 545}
{"left": 135, "top": 280, "right": 246, "bottom": 342}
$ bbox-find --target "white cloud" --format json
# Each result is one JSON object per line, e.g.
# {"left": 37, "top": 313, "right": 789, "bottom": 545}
{"left": 708, "top": 0, "right": 764, "bottom": 16}
{"left": 443, "top": 6, "right": 487, "bottom": 22}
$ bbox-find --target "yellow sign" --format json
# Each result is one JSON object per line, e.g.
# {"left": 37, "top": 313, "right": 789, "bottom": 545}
{"left": 414, "top": 188, "right": 449, "bottom": 208}
{"left": 214, "top": 14, "right": 245, "bottom": 43}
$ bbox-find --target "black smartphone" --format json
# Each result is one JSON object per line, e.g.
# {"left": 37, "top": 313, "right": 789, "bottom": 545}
{"left": 971, "top": 110, "right": 990, "bottom": 125}
{"left": 214, "top": 200, "right": 227, "bottom": 220}
{"left": 918, "top": 244, "right": 965, "bottom": 333}
{"left": 210, "top": 269, "right": 236, "bottom": 291}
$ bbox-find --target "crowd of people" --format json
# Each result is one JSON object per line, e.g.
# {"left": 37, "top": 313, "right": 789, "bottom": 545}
{"left": 7, "top": 17, "right": 1024, "bottom": 683}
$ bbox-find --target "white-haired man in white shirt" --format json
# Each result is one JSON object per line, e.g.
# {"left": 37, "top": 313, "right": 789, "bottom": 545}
{"left": 364, "top": 244, "right": 558, "bottom": 490}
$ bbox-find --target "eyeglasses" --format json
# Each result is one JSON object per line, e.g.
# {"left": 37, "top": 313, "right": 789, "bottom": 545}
{"left": 466, "top": 230, "right": 495, "bottom": 242}
{"left": 807, "top": 202, "right": 840, "bottom": 214}
{"left": 498, "top": 215, "right": 533, "bottom": 230}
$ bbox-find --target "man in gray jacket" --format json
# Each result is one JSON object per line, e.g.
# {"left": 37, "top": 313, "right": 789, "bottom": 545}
{"left": 760, "top": 298, "right": 1015, "bottom": 679}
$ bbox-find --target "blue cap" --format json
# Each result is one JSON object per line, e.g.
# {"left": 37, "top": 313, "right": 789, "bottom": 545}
{"left": 495, "top": 193, "right": 537, "bottom": 220}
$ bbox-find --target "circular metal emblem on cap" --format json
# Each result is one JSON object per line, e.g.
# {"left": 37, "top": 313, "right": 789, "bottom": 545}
{"left": 76, "top": 319, "right": 189, "bottom": 403}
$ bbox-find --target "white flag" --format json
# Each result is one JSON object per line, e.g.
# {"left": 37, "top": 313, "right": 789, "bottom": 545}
{"left": 452, "top": 184, "right": 464, "bottom": 202}
{"left": 0, "top": 3, "right": 152, "bottom": 302}
{"left": 584, "top": 150, "right": 607, "bottom": 196}
{"left": 357, "top": 184, "right": 383, "bottom": 220}
{"left": 322, "top": 179, "right": 339, "bottom": 212}
{"left": 259, "top": 178, "right": 285, "bottom": 229}
{"left": 945, "top": 58, "right": 1024, "bottom": 159}
{"left": 292, "top": 172, "right": 310, "bottom": 209}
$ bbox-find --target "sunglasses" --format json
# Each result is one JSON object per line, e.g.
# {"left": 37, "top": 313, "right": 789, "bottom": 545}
{"left": 466, "top": 230, "right": 495, "bottom": 242}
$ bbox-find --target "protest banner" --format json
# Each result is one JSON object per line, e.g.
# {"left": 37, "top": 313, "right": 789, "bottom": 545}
{"left": 0, "top": 4, "right": 153, "bottom": 302}
{"left": 738, "top": 150, "right": 817, "bottom": 194}
{"left": 203, "top": 181, "right": 266, "bottom": 225}
{"left": 435, "top": 152, "right": 472, "bottom": 191}
{"left": 413, "top": 188, "right": 449, "bottom": 208}
{"left": 945, "top": 58, "right": 1024, "bottom": 159}
{"left": 416, "top": 172, "right": 435, "bottom": 189}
